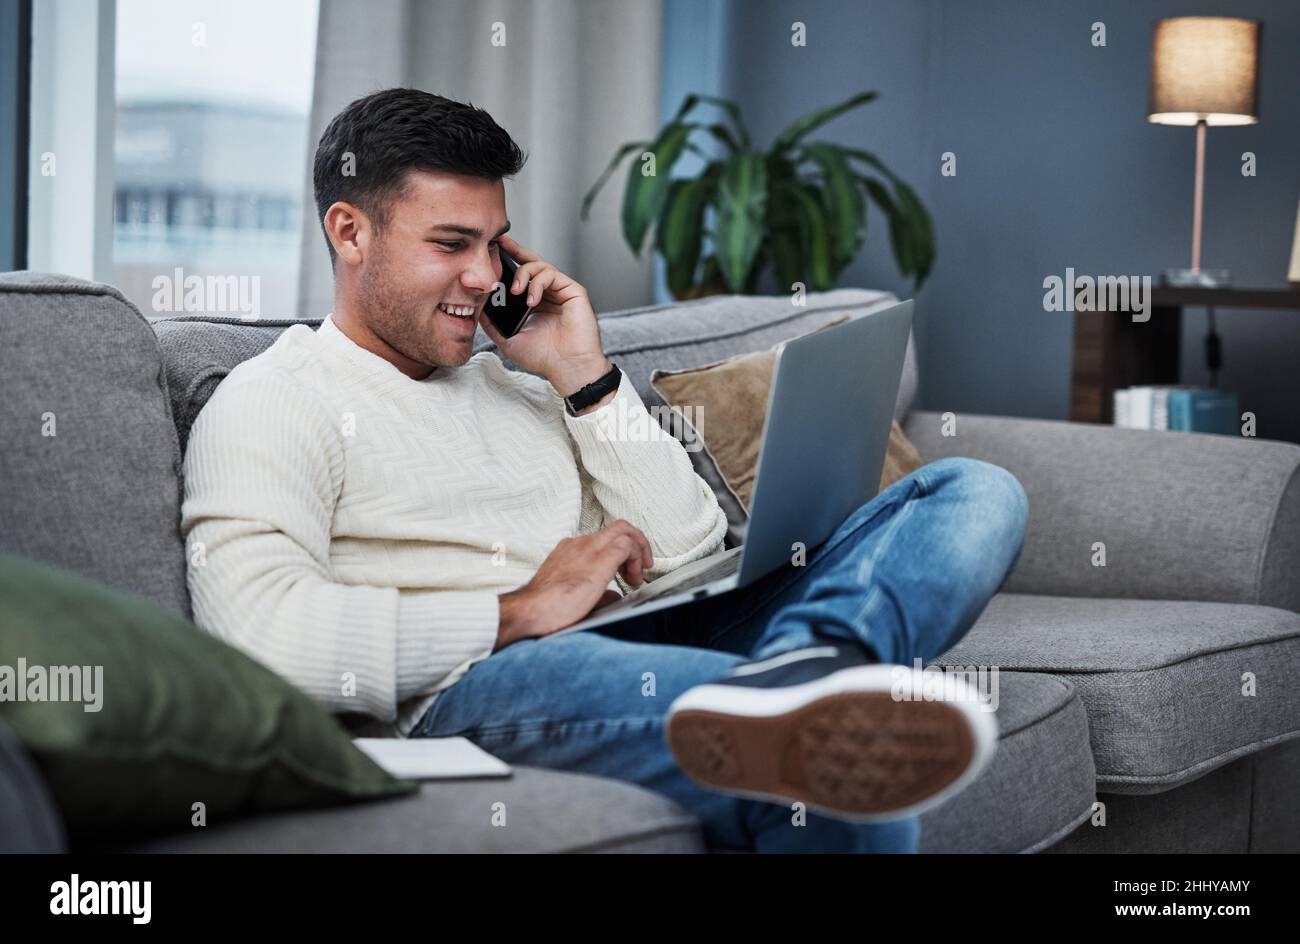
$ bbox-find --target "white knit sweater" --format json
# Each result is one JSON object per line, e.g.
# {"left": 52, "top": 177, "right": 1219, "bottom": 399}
{"left": 180, "top": 314, "right": 728, "bottom": 737}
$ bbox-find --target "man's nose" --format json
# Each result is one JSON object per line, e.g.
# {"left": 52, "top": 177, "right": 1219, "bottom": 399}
{"left": 462, "top": 247, "right": 499, "bottom": 295}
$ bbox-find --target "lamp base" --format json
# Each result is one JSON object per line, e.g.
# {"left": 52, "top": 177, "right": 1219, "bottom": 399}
{"left": 1161, "top": 268, "right": 1232, "bottom": 288}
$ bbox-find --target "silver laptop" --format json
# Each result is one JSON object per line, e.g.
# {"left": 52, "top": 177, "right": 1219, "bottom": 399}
{"left": 549, "top": 299, "right": 913, "bottom": 637}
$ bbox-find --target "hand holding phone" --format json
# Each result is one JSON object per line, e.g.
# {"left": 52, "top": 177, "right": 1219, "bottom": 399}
{"left": 478, "top": 236, "right": 610, "bottom": 395}
{"left": 484, "top": 250, "right": 535, "bottom": 338}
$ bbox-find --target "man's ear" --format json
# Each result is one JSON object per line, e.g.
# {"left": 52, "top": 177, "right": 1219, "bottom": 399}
{"left": 323, "top": 201, "right": 369, "bottom": 267}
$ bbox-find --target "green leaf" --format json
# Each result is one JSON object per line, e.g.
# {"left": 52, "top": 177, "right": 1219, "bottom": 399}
{"left": 580, "top": 140, "right": 651, "bottom": 221}
{"left": 768, "top": 221, "right": 804, "bottom": 292}
{"left": 861, "top": 175, "right": 914, "bottom": 278}
{"left": 669, "top": 93, "right": 752, "bottom": 149}
{"left": 799, "top": 143, "right": 866, "bottom": 266}
{"left": 893, "top": 179, "right": 935, "bottom": 285}
{"left": 713, "top": 153, "right": 768, "bottom": 293}
{"left": 657, "top": 171, "right": 719, "bottom": 299}
{"left": 772, "top": 91, "right": 878, "bottom": 155}
{"left": 701, "top": 122, "right": 740, "bottom": 154}
{"left": 839, "top": 146, "right": 901, "bottom": 185}
{"left": 765, "top": 161, "right": 804, "bottom": 291}
{"left": 846, "top": 147, "right": 936, "bottom": 287}
{"left": 620, "top": 123, "right": 697, "bottom": 254}
{"left": 786, "top": 183, "right": 833, "bottom": 290}
{"left": 764, "top": 153, "right": 800, "bottom": 217}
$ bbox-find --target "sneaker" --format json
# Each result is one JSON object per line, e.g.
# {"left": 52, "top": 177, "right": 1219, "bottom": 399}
{"left": 665, "top": 644, "right": 997, "bottom": 823}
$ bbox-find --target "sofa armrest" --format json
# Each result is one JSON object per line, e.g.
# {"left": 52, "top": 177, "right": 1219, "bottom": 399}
{"left": 902, "top": 411, "right": 1300, "bottom": 612}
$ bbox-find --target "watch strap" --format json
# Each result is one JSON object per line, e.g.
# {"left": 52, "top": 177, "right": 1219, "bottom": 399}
{"left": 564, "top": 362, "right": 622, "bottom": 415}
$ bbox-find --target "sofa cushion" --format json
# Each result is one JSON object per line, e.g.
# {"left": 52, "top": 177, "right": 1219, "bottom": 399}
{"left": 152, "top": 288, "right": 915, "bottom": 454}
{"left": 917, "top": 671, "right": 1095, "bottom": 853}
{"left": 102, "top": 765, "right": 705, "bottom": 853}
{"left": 0, "top": 552, "right": 416, "bottom": 845}
{"left": 935, "top": 593, "right": 1300, "bottom": 794}
{"left": 0, "top": 272, "right": 189, "bottom": 616}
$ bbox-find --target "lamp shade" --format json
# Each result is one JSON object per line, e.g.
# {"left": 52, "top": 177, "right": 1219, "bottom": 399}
{"left": 1148, "top": 16, "right": 1260, "bottom": 126}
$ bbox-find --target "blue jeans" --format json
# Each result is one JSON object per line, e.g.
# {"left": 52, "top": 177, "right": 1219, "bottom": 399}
{"left": 409, "top": 457, "right": 1029, "bottom": 852}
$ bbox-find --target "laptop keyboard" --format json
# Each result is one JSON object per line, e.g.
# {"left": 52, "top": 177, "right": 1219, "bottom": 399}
{"left": 624, "top": 548, "right": 742, "bottom": 606}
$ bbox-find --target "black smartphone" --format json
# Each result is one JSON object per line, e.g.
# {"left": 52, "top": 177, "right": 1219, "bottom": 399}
{"left": 485, "top": 250, "right": 535, "bottom": 338}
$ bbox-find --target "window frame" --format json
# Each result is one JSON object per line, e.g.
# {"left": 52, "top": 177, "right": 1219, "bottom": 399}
{"left": 1, "top": 0, "right": 32, "bottom": 271}
{"left": 25, "top": 0, "right": 117, "bottom": 282}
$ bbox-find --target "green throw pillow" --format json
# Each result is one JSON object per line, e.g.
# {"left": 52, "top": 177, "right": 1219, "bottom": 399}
{"left": 0, "top": 552, "right": 417, "bottom": 843}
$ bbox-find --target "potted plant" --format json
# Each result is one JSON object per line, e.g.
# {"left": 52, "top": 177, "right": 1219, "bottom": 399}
{"left": 581, "top": 91, "right": 936, "bottom": 300}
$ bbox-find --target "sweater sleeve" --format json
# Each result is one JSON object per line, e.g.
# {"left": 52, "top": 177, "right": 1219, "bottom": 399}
{"left": 559, "top": 368, "right": 728, "bottom": 587}
{"left": 181, "top": 371, "right": 500, "bottom": 723}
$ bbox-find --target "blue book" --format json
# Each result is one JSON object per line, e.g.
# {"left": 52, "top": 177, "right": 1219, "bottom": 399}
{"left": 1167, "top": 390, "right": 1239, "bottom": 436}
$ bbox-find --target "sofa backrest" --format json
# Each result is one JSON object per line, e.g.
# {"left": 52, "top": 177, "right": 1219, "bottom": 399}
{"left": 154, "top": 288, "right": 915, "bottom": 453}
{"left": 0, "top": 273, "right": 190, "bottom": 616}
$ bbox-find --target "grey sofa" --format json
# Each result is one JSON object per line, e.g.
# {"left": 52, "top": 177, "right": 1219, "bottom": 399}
{"left": 2, "top": 271, "right": 1298, "bottom": 853}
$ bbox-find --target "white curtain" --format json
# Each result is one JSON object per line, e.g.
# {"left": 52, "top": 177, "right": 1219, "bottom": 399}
{"left": 297, "top": 0, "right": 664, "bottom": 318}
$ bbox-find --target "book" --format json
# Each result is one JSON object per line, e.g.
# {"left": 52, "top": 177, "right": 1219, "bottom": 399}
{"left": 1167, "top": 390, "right": 1240, "bottom": 436}
{"left": 353, "top": 737, "right": 512, "bottom": 781}
{"left": 1114, "top": 385, "right": 1219, "bottom": 431}
{"left": 1152, "top": 387, "right": 1169, "bottom": 430}
{"left": 1125, "top": 386, "right": 1155, "bottom": 429}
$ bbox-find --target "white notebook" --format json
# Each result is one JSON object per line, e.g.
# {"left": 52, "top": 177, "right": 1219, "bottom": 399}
{"left": 353, "top": 737, "right": 512, "bottom": 780}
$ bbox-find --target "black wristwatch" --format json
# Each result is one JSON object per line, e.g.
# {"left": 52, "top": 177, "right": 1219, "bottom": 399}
{"left": 564, "top": 362, "right": 622, "bottom": 416}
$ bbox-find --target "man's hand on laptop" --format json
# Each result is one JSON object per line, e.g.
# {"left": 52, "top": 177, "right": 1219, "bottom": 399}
{"left": 494, "top": 520, "right": 654, "bottom": 649}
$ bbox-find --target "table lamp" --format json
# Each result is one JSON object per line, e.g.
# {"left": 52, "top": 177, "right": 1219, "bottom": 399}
{"left": 1148, "top": 16, "right": 1260, "bottom": 288}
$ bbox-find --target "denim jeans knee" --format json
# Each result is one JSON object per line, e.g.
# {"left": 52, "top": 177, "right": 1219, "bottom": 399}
{"left": 921, "top": 457, "right": 1028, "bottom": 539}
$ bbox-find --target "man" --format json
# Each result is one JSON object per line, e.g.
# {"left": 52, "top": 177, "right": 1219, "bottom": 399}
{"left": 182, "top": 87, "right": 1028, "bottom": 853}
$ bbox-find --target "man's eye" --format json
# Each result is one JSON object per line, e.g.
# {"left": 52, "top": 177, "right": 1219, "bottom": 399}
{"left": 433, "top": 241, "right": 499, "bottom": 252}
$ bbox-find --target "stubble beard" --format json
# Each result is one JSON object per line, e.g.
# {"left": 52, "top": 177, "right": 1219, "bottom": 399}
{"left": 357, "top": 249, "right": 472, "bottom": 371}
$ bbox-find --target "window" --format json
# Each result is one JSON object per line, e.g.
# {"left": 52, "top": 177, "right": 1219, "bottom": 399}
{"left": 113, "top": 0, "right": 319, "bottom": 319}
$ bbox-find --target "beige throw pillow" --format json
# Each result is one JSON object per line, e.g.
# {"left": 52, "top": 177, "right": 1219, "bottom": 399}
{"left": 651, "top": 316, "right": 923, "bottom": 515}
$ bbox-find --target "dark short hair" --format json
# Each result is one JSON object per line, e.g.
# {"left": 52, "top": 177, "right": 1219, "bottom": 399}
{"left": 312, "top": 88, "right": 527, "bottom": 266}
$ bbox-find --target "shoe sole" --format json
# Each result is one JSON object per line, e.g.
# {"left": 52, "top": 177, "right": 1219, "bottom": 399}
{"left": 665, "top": 665, "right": 996, "bottom": 823}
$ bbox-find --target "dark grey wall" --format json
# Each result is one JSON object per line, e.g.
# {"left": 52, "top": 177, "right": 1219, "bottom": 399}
{"left": 710, "top": 0, "right": 1300, "bottom": 443}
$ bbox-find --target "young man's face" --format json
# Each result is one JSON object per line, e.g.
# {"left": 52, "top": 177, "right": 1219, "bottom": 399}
{"left": 356, "top": 169, "right": 510, "bottom": 372}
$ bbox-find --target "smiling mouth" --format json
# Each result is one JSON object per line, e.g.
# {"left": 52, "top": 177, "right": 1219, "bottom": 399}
{"left": 436, "top": 302, "right": 478, "bottom": 320}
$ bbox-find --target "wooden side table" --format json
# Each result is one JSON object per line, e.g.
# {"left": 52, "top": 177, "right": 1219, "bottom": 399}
{"left": 1069, "top": 286, "right": 1300, "bottom": 424}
